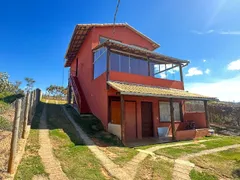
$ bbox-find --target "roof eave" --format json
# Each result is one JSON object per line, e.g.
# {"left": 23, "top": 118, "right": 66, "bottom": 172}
{"left": 120, "top": 91, "right": 217, "bottom": 101}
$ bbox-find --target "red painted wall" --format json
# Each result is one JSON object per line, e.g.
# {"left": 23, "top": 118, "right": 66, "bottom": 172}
{"left": 108, "top": 89, "right": 207, "bottom": 140}
{"left": 184, "top": 112, "right": 207, "bottom": 128}
{"left": 70, "top": 26, "right": 157, "bottom": 129}
{"left": 109, "top": 71, "right": 184, "bottom": 89}
{"left": 70, "top": 30, "right": 108, "bottom": 128}
{"left": 91, "top": 26, "right": 155, "bottom": 50}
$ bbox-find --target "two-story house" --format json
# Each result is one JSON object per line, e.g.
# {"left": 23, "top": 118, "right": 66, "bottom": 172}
{"left": 64, "top": 23, "right": 216, "bottom": 144}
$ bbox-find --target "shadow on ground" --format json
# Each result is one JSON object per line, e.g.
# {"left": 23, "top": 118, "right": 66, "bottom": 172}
{"left": 32, "top": 102, "right": 124, "bottom": 148}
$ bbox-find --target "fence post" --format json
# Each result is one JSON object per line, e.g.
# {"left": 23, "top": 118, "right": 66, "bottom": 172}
{"left": 8, "top": 99, "right": 22, "bottom": 174}
{"left": 36, "top": 88, "right": 41, "bottom": 105}
{"left": 22, "top": 93, "right": 30, "bottom": 139}
{"left": 28, "top": 92, "right": 33, "bottom": 123}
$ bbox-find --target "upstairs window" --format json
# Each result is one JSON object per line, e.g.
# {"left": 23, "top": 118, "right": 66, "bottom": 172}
{"left": 93, "top": 47, "right": 107, "bottom": 79}
{"left": 109, "top": 52, "right": 148, "bottom": 76}
{"left": 150, "top": 62, "right": 180, "bottom": 81}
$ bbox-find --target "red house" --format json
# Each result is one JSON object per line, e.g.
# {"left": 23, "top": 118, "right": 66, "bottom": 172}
{"left": 64, "top": 23, "right": 216, "bottom": 145}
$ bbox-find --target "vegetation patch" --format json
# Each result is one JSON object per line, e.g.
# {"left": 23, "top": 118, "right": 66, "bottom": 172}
{"left": 15, "top": 103, "right": 48, "bottom": 180}
{"left": 190, "top": 147, "right": 240, "bottom": 179}
{"left": 155, "top": 136, "right": 240, "bottom": 159}
{"left": 135, "top": 156, "right": 174, "bottom": 180}
{"left": 0, "top": 116, "right": 12, "bottom": 131}
{"left": 47, "top": 104, "right": 109, "bottom": 180}
{"left": 190, "top": 169, "right": 217, "bottom": 180}
{"left": 65, "top": 105, "right": 138, "bottom": 166}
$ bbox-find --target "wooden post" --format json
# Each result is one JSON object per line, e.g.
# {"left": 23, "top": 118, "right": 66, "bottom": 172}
{"left": 170, "top": 98, "right": 176, "bottom": 141}
{"left": 179, "top": 64, "right": 184, "bottom": 83}
{"left": 28, "top": 92, "right": 33, "bottom": 123}
{"left": 8, "top": 99, "right": 22, "bottom": 174}
{"left": 204, "top": 100, "right": 210, "bottom": 128}
{"left": 106, "top": 48, "right": 110, "bottom": 89}
{"left": 120, "top": 95, "right": 125, "bottom": 142}
{"left": 22, "top": 93, "right": 30, "bottom": 139}
{"left": 35, "top": 88, "right": 41, "bottom": 105}
{"left": 67, "top": 85, "right": 72, "bottom": 104}
{"left": 179, "top": 102, "right": 184, "bottom": 122}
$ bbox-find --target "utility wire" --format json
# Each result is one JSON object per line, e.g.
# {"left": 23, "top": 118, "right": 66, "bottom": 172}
{"left": 62, "top": 58, "right": 65, "bottom": 87}
{"left": 113, "top": 0, "right": 121, "bottom": 36}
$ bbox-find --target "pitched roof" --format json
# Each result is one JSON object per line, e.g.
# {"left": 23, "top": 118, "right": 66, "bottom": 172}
{"left": 64, "top": 23, "right": 160, "bottom": 67}
{"left": 107, "top": 81, "right": 217, "bottom": 101}
{"left": 94, "top": 40, "right": 189, "bottom": 64}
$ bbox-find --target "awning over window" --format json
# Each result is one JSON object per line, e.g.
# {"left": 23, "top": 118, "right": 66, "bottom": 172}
{"left": 107, "top": 81, "right": 217, "bottom": 101}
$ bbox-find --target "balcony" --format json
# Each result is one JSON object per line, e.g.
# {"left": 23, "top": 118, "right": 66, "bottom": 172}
{"left": 92, "top": 40, "right": 189, "bottom": 87}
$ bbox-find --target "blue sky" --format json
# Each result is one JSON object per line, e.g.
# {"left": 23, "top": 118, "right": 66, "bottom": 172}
{"left": 0, "top": 0, "right": 240, "bottom": 101}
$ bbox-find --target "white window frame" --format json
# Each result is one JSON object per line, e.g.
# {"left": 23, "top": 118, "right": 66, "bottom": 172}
{"left": 159, "top": 102, "right": 181, "bottom": 122}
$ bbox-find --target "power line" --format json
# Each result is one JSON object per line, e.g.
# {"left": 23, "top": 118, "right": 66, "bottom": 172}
{"left": 62, "top": 58, "right": 65, "bottom": 87}
{"left": 113, "top": 0, "right": 121, "bottom": 35}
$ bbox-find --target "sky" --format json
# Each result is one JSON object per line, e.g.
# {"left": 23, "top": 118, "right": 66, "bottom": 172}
{"left": 0, "top": 0, "right": 240, "bottom": 101}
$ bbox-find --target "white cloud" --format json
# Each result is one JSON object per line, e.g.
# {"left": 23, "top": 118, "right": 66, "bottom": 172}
{"left": 191, "top": 30, "right": 240, "bottom": 35}
{"left": 185, "top": 75, "right": 240, "bottom": 102}
{"left": 186, "top": 67, "right": 203, "bottom": 77}
{"left": 227, "top": 59, "right": 240, "bottom": 70}
{"left": 203, "top": 59, "right": 207, "bottom": 62}
{"left": 219, "top": 31, "right": 240, "bottom": 35}
{"left": 160, "top": 73, "right": 167, "bottom": 79}
{"left": 205, "top": 69, "right": 210, "bottom": 74}
{"left": 191, "top": 30, "right": 214, "bottom": 35}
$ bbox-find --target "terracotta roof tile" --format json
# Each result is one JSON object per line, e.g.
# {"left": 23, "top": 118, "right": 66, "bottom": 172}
{"left": 107, "top": 81, "right": 217, "bottom": 101}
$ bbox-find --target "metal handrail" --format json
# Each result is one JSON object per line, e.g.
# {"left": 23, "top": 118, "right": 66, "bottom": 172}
{"left": 69, "top": 76, "right": 81, "bottom": 109}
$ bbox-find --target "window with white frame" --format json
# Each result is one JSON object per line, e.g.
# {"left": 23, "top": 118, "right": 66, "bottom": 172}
{"left": 159, "top": 102, "right": 181, "bottom": 122}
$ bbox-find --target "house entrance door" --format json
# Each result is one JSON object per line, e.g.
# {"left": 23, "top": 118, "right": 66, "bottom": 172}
{"left": 141, "top": 102, "right": 153, "bottom": 137}
{"left": 125, "top": 101, "right": 137, "bottom": 140}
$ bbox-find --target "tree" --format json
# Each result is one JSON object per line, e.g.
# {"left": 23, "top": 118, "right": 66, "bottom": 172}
{"left": 24, "top": 77, "right": 35, "bottom": 92}
{"left": 0, "top": 72, "right": 11, "bottom": 93}
{"left": 46, "top": 85, "right": 67, "bottom": 98}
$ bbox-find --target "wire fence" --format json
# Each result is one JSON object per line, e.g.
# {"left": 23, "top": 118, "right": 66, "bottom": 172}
{"left": 0, "top": 89, "right": 41, "bottom": 178}
{"left": 185, "top": 101, "right": 240, "bottom": 127}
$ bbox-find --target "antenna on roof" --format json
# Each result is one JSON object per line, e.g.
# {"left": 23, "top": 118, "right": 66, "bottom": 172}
{"left": 113, "top": 0, "right": 121, "bottom": 36}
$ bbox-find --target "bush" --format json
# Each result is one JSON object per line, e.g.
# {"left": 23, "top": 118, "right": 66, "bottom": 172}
{"left": 0, "top": 116, "right": 12, "bottom": 131}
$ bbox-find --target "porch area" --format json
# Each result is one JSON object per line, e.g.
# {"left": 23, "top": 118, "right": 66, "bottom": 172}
{"left": 107, "top": 81, "right": 217, "bottom": 145}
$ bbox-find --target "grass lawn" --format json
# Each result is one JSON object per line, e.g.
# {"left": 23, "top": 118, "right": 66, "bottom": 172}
{"left": 65, "top": 105, "right": 138, "bottom": 166}
{"left": 42, "top": 98, "right": 67, "bottom": 104}
{"left": 155, "top": 136, "right": 240, "bottom": 159}
{"left": 15, "top": 103, "right": 48, "bottom": 180}
{"left": 190, "top": 147, "right": 240, "bottom": 179}
{"left": 46, "top": 103, "right": 110, "bottom": 180}
{"left": 134, "top": 156, "right": 174, "bottom": 180}
{"left": 190, "top": 169, "right": 218, "bottom": 180}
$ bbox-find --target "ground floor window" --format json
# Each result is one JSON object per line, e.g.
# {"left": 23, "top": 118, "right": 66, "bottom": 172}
{"left": 159, "top": 102, "right": 181, "bottom": 122}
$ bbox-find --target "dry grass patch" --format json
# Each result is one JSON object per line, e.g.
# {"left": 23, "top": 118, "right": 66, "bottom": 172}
{"left": 134, "top": 156, "right": 174, "bottom": 180}
{"left": 190, "top": 147, "right": 240, "bottom": 179}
